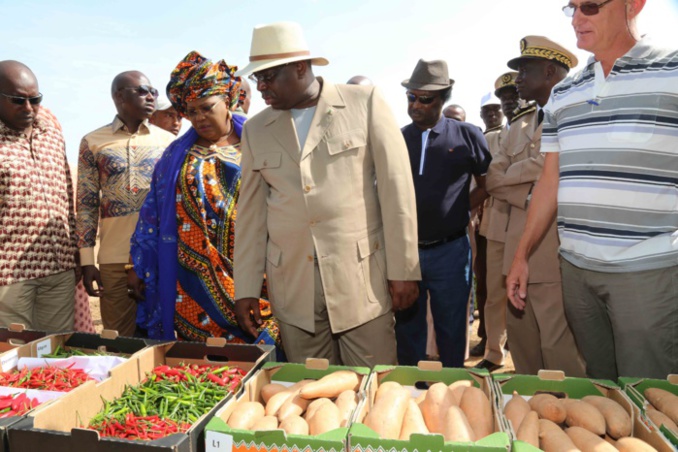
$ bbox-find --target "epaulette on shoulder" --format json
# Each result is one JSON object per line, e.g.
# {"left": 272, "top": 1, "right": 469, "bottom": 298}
{"left": 511, "top": 102, "right": 537, "bottom": 122}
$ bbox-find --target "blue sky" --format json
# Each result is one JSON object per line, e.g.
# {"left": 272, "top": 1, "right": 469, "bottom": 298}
{"left": 2, "top": 0, "right": 677, "bottom": 163}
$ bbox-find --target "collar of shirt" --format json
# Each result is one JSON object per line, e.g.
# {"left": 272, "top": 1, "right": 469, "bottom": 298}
{"left": 111, "top": 115, "right": 151, "bottom": 134}
{"left": 0, "top": 111, "right": 50, "bottom": 138}
{"left": 585, "top": 35, "right": 655, "bottom": 69}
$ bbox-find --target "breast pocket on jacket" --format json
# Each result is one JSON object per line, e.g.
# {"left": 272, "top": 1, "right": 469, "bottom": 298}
{"left": 325, "top": 129, "right": 367, "bottom": 157}
{"left": 357, "top": 230, "right": 388, "bottom": 304}
{"left": 252, "top": 152, "right": 282, "bottom": 172}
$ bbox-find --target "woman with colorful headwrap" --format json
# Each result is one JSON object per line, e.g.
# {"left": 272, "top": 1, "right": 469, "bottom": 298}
{"left": 128, "top": 51, "right": 282, "bottom": 355}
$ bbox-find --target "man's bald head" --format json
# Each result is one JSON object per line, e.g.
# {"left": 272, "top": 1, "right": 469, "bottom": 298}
{"left": 0, "top": 60, "right": 41, "bottom": 132}
{"left": 111, "top": 70, "right": 148, "bottom": 96}
{"left": 443, "top": 104, "right": 466, "bottom": 122}
{"left": 347, "top": 75, "right": 373, "bottom": 86}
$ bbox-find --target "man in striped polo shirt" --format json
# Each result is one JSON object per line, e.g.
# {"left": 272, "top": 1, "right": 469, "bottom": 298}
{"left": 506, "top": 0, "right": 677, "bottom": 379}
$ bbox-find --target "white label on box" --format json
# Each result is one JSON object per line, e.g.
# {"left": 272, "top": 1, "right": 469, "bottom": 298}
{"left": 205, "top": 431, "right": 233, "bottom": 452}
{"left": 36, "top": 339, "right": 52, "bottom": 357}
{"left": 0, "top": 349, "right": 18, "bottom": 372}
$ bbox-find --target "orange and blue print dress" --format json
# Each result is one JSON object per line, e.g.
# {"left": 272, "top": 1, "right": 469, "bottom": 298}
{"left": 173, "top": 143, "right": 280, "bottom": 346}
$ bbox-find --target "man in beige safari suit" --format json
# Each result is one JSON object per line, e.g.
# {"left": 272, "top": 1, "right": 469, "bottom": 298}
{"left": 233, "top": 22, "right": 421, "bottom": 367}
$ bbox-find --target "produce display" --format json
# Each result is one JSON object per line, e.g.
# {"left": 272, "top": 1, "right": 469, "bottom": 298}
{"left": 0, "top": 366, "right": 94, "bottom": 391}
{"left": 643, "top": 388, "right": 678, "bottom": 436}
{"left": 0, "top": 393, "right": 39, "bottom": 418}
{"left": 226, "top": 370, "right": 361, "bottom": 436}
{"left": 89, "top": 363, "right": 245, "bottom": 441}
{"left": 503, "top": 391, "right": 658, "bottom": 451}
{"left": 41, "top": 345, "right": 127, "bottom": 358}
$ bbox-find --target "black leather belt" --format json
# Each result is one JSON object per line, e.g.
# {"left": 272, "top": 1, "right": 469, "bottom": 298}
{"left": 418, "top": 229, "right": 467, "bottom": 249}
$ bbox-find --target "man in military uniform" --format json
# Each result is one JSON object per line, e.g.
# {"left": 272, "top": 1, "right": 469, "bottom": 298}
{"left": 473, "top": 72, "right": 520, "bottom": 371}
{"left": 486, "top": 37, "right": 585, "bottom": 376}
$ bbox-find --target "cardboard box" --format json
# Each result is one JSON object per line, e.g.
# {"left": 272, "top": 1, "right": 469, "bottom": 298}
{"left": 205, "top": 359, "right": 371, "bottom": 452}
{"left": 0, "top": 324, "right": 48, "bottom": 355}
{"left": 9, "top": 340, "right": 274, "bottom": 452}
{"left": 495, "top": 370, "right": 675, "bottom": 452}
{"left": 619, "top": 374, "right": 678, "bottom": 448}
{"left": 347, "top": 362, "right": 510, "bottom": 452}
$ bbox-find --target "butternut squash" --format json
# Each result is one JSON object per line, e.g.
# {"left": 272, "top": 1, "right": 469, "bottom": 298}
{"left": 516, "top": 411, "right": 539, "bottom": 448}
{"left": 399, "top": 399, "right": 429, "bottom": 440}
{"left": 443, "top": 405, "right": 475, "bottom": 442}
{"left": 335, "top": 390, "right": 358, "bottom": 427}
{"left": 420, "top": 382, "right": 456, "bottom": 434}
{"left": 538, "top": 419, "right": 580, "bottom": 452}
{"left": 252, "top": 415, "right": 279, "bottom": 431}
{"left": 529, "top": 393, "right": 567, "bottom": 424}
{"left": 309, "top": 402, "right": 341, "bottom": 435}
{"left": 644, "top": 388, "right": 678, "bottom": 424}
{"left": 565, "top": 426, "right": 617, "bottom": 452}
{"left": 580, "top": 395, "right": 631, "bottom": 439}
{"left": 615, "top": 437, "right": 658, "bottom": 452}
{"left": 299, "top": 371, "right": 360, "bottom": 399}
{"left": 459, "top": 386, "right": 493, "bottom": 439}
{"left": 363, "top": 386, "right": 410, "bottom": 439}
{"left": 279, "top": 415, "right": 309, "bottom": 435}
{"left": 227, "top": 401, "right": 266, "bottom": 430}
{"left": 260, "top": 383, "right": 287, "bottom": 403}
{"left": 646, "top": 406, "right": 678, "bottom": 433}
{"left": 504, "top": 391, "right": 531, "bottom": 432}
{"left": 562, "top": 399, "right": 606, "bottom": 436}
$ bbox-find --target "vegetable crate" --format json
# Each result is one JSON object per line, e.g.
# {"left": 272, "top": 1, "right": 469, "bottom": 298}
{"left": 619, "top": 374, "right": 678, "bottom": 448}
{"left": 494, "top": 370, "right": 675, "bottom": 452}
{"left": 0, "top": 324, "right": 48, "bottom": 355}
{"left": 347, "top": 362, "right": 511, "bottom": 452}
{"left": 204, "top": 359, "right": 371, "bottom": 452}
{"left": 9, "top": 340, "right": 274, "bottom": 452}
{"left": 0, "top": 330, "right": 147, "bottom": 452}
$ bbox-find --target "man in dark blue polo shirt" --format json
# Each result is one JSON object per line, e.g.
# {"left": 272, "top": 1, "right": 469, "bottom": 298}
{"left": 396, "top": 59, "right": 491, "bottom": 368}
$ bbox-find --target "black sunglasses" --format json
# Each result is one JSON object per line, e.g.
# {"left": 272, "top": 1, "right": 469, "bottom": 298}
{"left": 249, "top": 63, "right": 291, "bottom": 85}
{"left": 406, "top": 92, "right": 437, "bottom": 105}
{"left": 562, "top": 0, "right": 615, "bottom": 17}
{"left": 0, "top": 92, "right": 43, "bottom": 106}
{"left": 119, "top": 85, "right": 159, "bottom": 98}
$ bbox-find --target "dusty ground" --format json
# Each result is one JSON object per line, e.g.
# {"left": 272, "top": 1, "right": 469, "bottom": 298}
{"left": 89, "top": 297, "right": 513, "bottom": 372}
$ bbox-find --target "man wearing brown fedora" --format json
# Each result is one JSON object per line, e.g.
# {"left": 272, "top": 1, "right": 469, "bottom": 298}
{"left": 397, "top": 59, "right": 491, "bottom": 368}
{"left": 486, "top": 36, "right": 585, "bottom": 376}
{"left": 232, "top": 22, "right": 420, "bottom": 367}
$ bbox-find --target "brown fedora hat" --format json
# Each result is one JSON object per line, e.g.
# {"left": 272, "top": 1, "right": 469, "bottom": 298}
{"left": 402, "top": 59, "right": 454, "bottom": 91}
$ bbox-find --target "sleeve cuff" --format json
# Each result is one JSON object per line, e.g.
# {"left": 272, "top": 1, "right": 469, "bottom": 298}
{"left": 79, "top": 247, "right": 95, "bottom": 266}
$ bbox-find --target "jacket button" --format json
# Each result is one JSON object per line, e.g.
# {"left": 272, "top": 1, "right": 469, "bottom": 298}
{"left": 263, "top": 160, "right": 268, "bottom": 166}
{"left": 307, "top": 255, "right": 314, "bottom": 262}
{"left": 304, "top": 185, "right": 311, "bottom": 193}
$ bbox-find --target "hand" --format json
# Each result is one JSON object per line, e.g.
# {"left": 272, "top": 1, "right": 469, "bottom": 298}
{"left": 74, "top": 251, "right": 82, "bottom": 282}
{"left": 506, "top": 256, "right": 529, "bottom": 310}
{"left": 126, "top": 267, "right": 145, "bottom": 301}
{"left": 234, "top": 297, "right": 262, "bottom": 338}
{"left": 81, "top": 265, "right": 104, "bottom": 297}
{"left": 389, "top": 280, "right": 419, "bottom": 312}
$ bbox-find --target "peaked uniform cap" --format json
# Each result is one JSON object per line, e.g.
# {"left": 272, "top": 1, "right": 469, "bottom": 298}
{"left": 507, "top": 35, "right": 578, "bottom": 71}
{"left": 494, "top": 71, "right": 519, "bottom": 97}
{"left": 235, "top": 21, "right": 329, "bottom": 77}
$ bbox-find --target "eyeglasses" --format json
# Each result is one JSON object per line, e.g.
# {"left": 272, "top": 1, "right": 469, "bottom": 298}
{"left": 119, "top": 85, "right": 159, "bottom": 98}
{"left": 406, "top": 92, "right": 437, "bottom": 105}
{"left": 0, "top": 92, "right": 43, "bottom": 106}
{"left": 186, "top": 98, "right": 224, "bottom": 119}
{"left": 249, "top": 63, "right": 291, "bottom": 85}
{"left": 562, "top": 0, "right": 615, "bottom": 17}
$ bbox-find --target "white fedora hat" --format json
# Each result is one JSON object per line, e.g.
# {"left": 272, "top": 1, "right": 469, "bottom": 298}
{"left": 235, "top": 21, "right": 329, "bottom": 77}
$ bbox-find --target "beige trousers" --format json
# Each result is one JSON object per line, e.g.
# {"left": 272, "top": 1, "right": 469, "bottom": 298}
{"left": 483, "top": 239, "right": 507, "bottom": 364}
{"left": 99, "top": 263, "right": 137, "bottom": 337}
{"left": 0, "top": 271, "right": 75, "bottom": 332}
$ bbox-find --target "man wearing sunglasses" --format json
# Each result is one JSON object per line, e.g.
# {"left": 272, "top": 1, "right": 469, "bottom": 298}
{"left": 398, "top": 59, "right": 491, "bottom": 368}
{"left": 507, "top": 0, "right": 678, "bottom": 380}
{"left": 0, "top": 60, "right": 78, "bottom": 331}
{"left": 76, "top": 71, "right": 174, "bottom": 337}
{"left": 233, "top": 22, "right": 420, "bottom": 367}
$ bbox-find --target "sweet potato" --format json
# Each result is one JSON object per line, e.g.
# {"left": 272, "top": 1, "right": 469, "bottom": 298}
{"left": 459, "top": 386, "right": 493, "bottom": 439}
{"left": 299, "top": 371, "right": 360, "bottom": 399}
{"left": 504, "top": 391, "right": 531, "bottom": 431}
{"left": 309, "top": 402, "right": 341, "bottom": 435}
{"left": 227, "top": 401, "right": 266, "bottom": 430}
{"left": 644, "top": 388, "right": 678, "bottom": 424}
{"left": 448, "top": 380, "right": 473, "bottom": 405}
{"left": 420, "top": 382, "right": 456, "bottom": 434}
{"left": 443, "top": 405, "right": 475, "bottom": 442}
{"left": 615, "top": 437, "right": 658, "bottom": 452}
{"left": 260, "top": 383, "right": 287, "bottom": 403}
{"left": 414, "top": 390, "right": 427, "bottom": 406}
{"left": 304, "top": 397, "right": 333, "bottom": 421}
{"left": 277, "top": 391, "right": 310, "bottom": 421}
{"left": 335, "top": 390, "right": 358, "bottom": 427}
{"left": 565, "top": 426, "right": 617, "bottom": 452}
{"left": 252, "top": 415, "right": 279, "bottom": 431}
{"left": 376, "top": 381, "right": 404, "bottom": 401}
{"left": 399, "top": 399, "right": 429, "bottom": 440}
{"left": 364, "top": 386, "right": 410, "bottom": 439}
{"left": 563, "top": 399, "right": 606, "bottom": 436}
{"left": 581, "top": 395, "right": 631, "bottom": 439}
{"left": 264, "top": 380, "right": 312, "bottom": 416}
{"left": 529, "top": 393, "right": 567, "bottom": 424}
{"left": 538, "top": 419, "right": 580, "bottom": 452}
{"left": 516, "top": 411, "right": 539, "bottom": 447}
{"left": 646, "top": 406, "right": 678, "bottom": 433}
{"left": 279, "top": 415, "right": 309, "bottom": 435}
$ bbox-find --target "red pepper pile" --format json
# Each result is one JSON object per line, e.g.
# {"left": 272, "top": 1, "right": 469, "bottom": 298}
{"left": 0, "top": 365, "right": 95, "bottom": 391}
{"left": 152, "top": 363, "right": 245, "bottom": 391}
{"left": 95, "top": 413, "right": 191, "bottom": 440}
{"left": 0, "top": 393, "right": 39, "bottom": 418}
